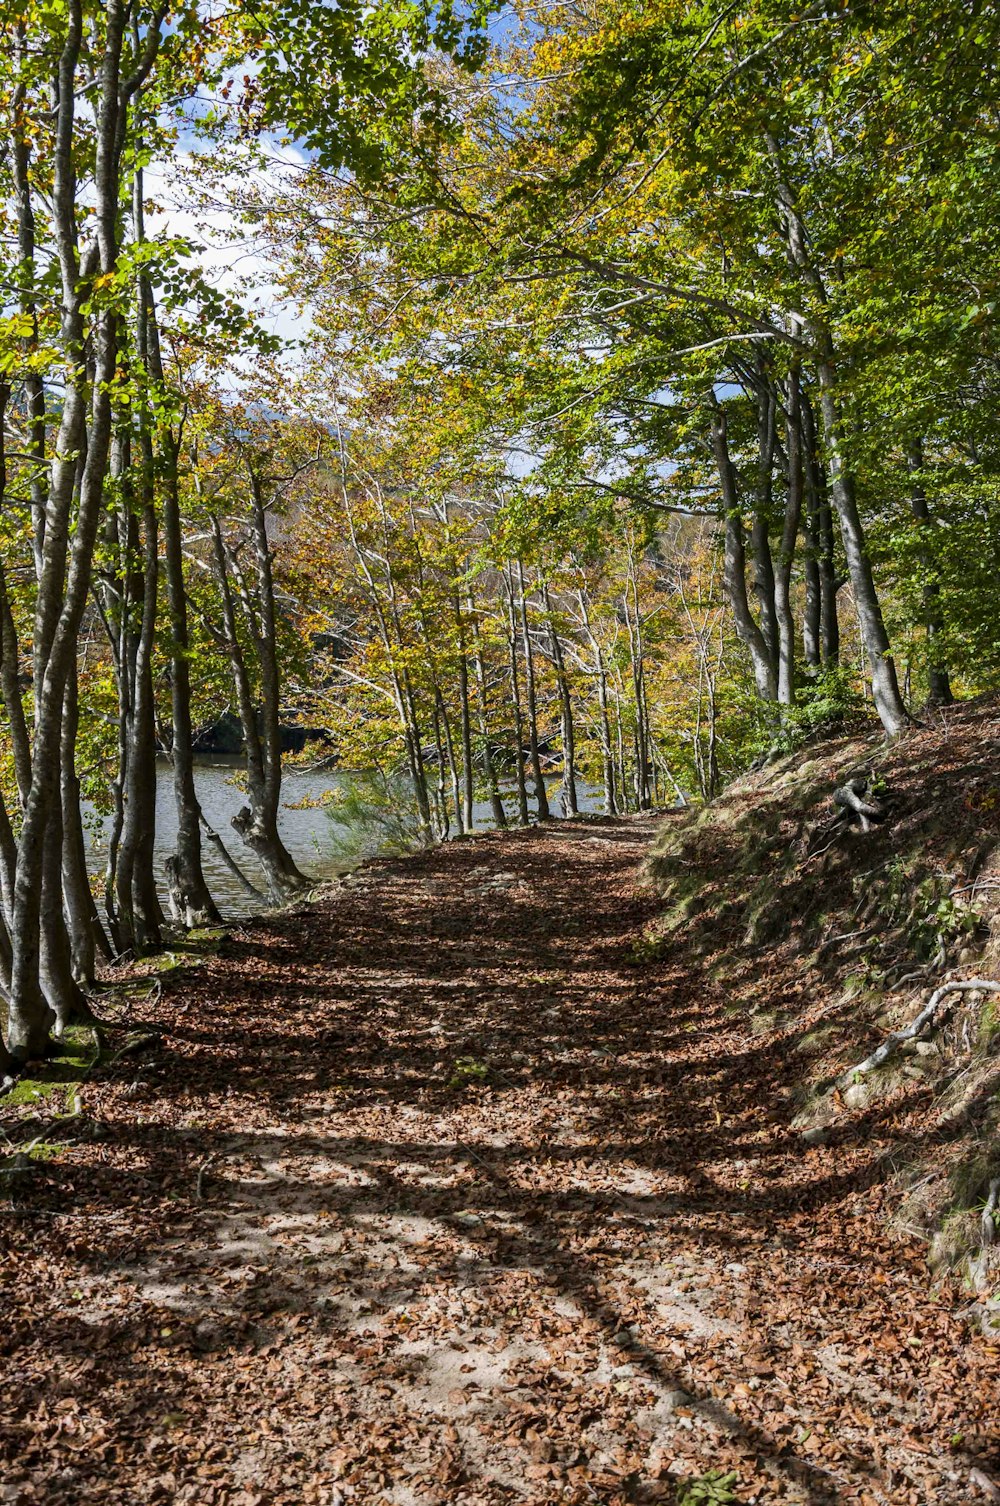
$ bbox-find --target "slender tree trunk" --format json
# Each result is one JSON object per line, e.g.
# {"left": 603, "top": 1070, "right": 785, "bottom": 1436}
{"left": 8, "top": 0, "right": 121, "bottom": 1057}
{"left": 906, "top": 440, "right": 953, "bottom": 707}
{"left": 594, "top": 655, "right": 617, "bottom": 815}
{"left": 577, "top": 587, "right": 617, "bottom": 815}
{"left": 212, "top": 513, "right": 307, "bottom": 899}
{"left": 467, "top": 589, "right": 506, "bottom": 829}
{"left": 454, "top": 597, "right": 475, "bottom": 830}
{"left": 60, "top": 665, "right": 111, "bottom": 980}
{"left": 246, "top": 472, "right": 311, "bottom": 887}
{"left": 437, "top": 688, "right": 464, "bottom": 836}
{"left": 801, "top": 388, "right": 839, "bottom": 666}
{"left": 542, "top": 583, "right": 578, "bottom": 816}
{"left": 624, "top": 539, "right": 652, "bottom": 810}
{"left": 116, "top": 482, "right": 163, "bottom": 949}
{"left": 39, "top": 805, "right": 91, "bottom": 1035}
{"left": 774, "top": 364, "right": 803, "bottom": 706}
{"left": 150, "top": 333, "right": 220, "bottom": 928}
{"left": 430, "top": 695, "right": 450, "bottom": 839}
{"left": 504, "top": 572, "right": 531, "bottom": 826}
{"left": 516, "top": 561, "right": 550, "bottom": 820}
{"left": 710, "top": 400, "right": 779, "bottom": 703}
{"left": 816, "top": 367, "right": 909, "bottom": 735}
{"left": 764, "top": 133, "right": 904, "bottom": 731}
{"left": 751, "top": 370, "right": 780, "bottom": 666}
{"left": 613, "top": 679, "right": 629, "bottom": 813}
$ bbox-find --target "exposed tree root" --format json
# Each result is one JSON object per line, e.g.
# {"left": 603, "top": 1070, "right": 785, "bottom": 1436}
{"left": 844, "top": 978, "right": 1000, "bottom": 1081}
{"left": 833, "top": 775, "right": 884, "bottom": 833}
{"left": 982, "top": 1179, "right": 1000, "bottom": 1248}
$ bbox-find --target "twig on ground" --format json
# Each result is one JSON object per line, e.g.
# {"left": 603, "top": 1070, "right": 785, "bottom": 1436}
{"left": 822, "top": 926, "right": 875, "bottom": 948}
{"left": 196, "top": 1153, "right": 218, "bottom": 1201}
{"left": 844, "top": 979, "right": 1000, "bottom": 1081}
{"left": 970, "top": 1467, "right": 1000, "bottom": 1503}
{"left": 105, "top": 1032, "right": 162, "bottom": 1069}
{"left": 886, "top": 966, "right": 934, "bottom": 992}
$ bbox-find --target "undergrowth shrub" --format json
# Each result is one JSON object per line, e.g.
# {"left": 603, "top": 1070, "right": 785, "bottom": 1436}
{"left": 753, "top": 666, "right": 866, "bottom": 759}
{"left": 676, "top": 1470, "right": 742, "bottom": 1504}
{"left": 325, "top": 771, "right": 429, "bottom": 861}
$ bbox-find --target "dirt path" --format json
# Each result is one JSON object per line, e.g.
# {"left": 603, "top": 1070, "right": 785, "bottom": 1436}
{"left": 2, "top": 819, "right": 998, "bottom": 1505}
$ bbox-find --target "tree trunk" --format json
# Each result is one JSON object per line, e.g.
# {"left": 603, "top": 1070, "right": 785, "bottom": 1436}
{"left": 437, "top": 688, "right": 465, "bottom": 836}
{"left": 816, "top": 366, "right": 909, "bottom": 736}
{"left": 212, "top": 511, "right": 307, "bottom": 900}
{"left": 148, "top": 309, "right": 221, "bottom": 928}
{"left": 115, "top": 481, "right": 163, "bottom": 950}
{"left": 578, "top": 588, "right": 617, "bottom": 815}
{"left": 800, "top": 388, "right": 839, "bottom": 667}
{"left": 774, "top": 365, "right": 803, "bottom": 706}
{"left": 516, "top": 561, "right": 550, "bottom": 821}
{"left": 8, "top": 0, "right": 123, "bottom": 1058}
{"left": 751, "top": 370, "right": 780, "bottom": 665}
{"left": 542, "top": 583, "right": 578, "bottom": 816}
{"left": 467, "top": 589, "right": 506, "bottom": 829}
{"left": 906, "top": 440, "right": 953, "bottom": 707}
{"left": 454, "top": 597, "right": 476, "bottom": 830}
{"left": 60, "top": 665, "right": 112, "bottom": 980}
{"left": 247, "top": 472, "right": 311, "bottom": 888}
{"left": 710, "top": 401, "right": 779, "bottom": 703}
{"left": 504, "top": 571, "right": 531, "bottom": 826}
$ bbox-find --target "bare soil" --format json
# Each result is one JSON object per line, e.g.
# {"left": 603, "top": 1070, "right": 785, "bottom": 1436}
{"left": 2, "top": 816, "right": 999, "bottom": 1505}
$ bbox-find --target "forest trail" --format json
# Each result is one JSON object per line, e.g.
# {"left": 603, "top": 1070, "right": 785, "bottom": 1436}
{"left": 4, "top": 818, "right": 1000, "bottom": 1506}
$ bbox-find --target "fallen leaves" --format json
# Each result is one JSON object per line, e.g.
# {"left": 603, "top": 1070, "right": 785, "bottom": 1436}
{"left": 1, "top": 821, "right": 998, "bottom": 1504}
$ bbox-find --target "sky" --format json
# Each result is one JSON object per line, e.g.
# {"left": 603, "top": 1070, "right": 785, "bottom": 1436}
{"left": 144, "top": 135, "right": 315, "bottom": 368}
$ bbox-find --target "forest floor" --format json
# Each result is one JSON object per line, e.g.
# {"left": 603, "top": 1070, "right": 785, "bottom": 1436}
{"left": 2, "top": 816, "right": 1000, "bottom": 1506}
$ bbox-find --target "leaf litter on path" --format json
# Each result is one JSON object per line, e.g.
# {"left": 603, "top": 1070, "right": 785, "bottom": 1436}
{"left": 1, "top": 818, "right": 998, "bottom": 1504}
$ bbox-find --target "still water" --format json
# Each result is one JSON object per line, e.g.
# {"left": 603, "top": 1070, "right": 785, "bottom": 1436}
{"left": 85, "top": 760, "right": 605, "bottom": 919}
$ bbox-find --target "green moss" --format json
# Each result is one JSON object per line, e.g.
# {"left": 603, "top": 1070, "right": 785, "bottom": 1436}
{"left": 2, "top": 1025, "right": 96, "bottom": 1106}
{"left": 980, "top": 996, "right": 1000, "bottom": 1050}
{"left": 3, "top": 1077, "right": 62, "bottom": 1108}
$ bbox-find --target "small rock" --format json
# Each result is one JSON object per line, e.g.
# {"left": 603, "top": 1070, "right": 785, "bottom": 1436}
{"left": 661, "top": 1389, "right": 694, "bottom": 1412}
{"left": 800, "top": 1126, "right": 828, "bottom": 1146}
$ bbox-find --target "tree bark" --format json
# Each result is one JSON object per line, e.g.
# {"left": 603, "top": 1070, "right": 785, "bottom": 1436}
{"left": 467, "top": 588, "right": 507, "bottom": 829}
{"left": 800, "top": 386, "right": 839, "bottom": 666}
{"left": 710, "top": 400, "right": 778, "bottom": 703}
{"left": 774, "top": 364, "right": 803, "bottom": 706}
{"left": 145, "top": 289, "right": 220, "bottom": 927}
{"left": 816, "top": 367, "right": 909, "bottom": 735}
{"left": 751, "top": 369, "right": 780, "bottom": 666}
{"left": 516, "top": 561, "right": 550, "bottom": 821}
{"left": 211, "top": 511, "right": 307, "bottom": 900}
{"left": 906, "top": 440, "right": 953, "bottom": 707}
{"left": 541, "top": 583, "right": 578, "bottom": 817}
{"left": 504, "top": 569, "right": 531, "bottom": 826}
